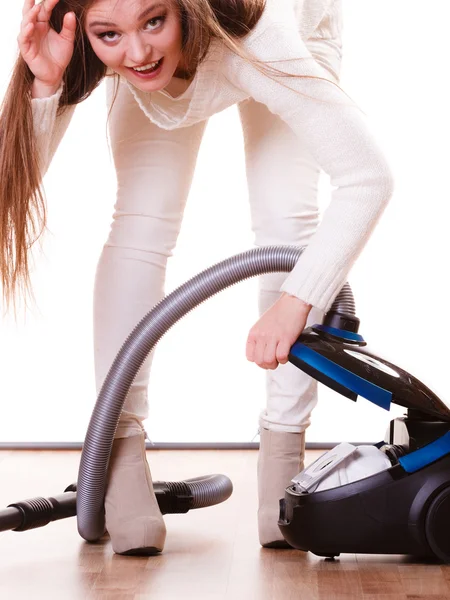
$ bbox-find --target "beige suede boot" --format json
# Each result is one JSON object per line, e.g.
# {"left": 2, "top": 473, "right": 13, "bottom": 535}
{"left": 105, "top": 433, "right": 166, "bottom": 555}
{"left": 257, "top": 427, "right": 305, "bottom": 548}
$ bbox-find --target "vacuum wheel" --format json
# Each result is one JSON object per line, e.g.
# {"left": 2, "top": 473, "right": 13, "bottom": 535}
{"left": 425, "top": 486, "right": 450, "bottom": 563}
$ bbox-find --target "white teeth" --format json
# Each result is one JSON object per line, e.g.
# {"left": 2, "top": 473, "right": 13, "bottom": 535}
{"left": 133, "top": 60, "right": 161, "bottom": 72}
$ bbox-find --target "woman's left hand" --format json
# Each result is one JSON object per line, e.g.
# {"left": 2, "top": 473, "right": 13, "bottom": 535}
{"left": 246, "top": 293, "right": 312, "bottom": 370}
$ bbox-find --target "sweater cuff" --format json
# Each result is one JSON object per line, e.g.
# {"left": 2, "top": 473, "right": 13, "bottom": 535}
{"left": 280, "top": 259, "right": 348, "bottom": 313}
{"left": 31, "top": 83, "right": 64, "bottom": 135}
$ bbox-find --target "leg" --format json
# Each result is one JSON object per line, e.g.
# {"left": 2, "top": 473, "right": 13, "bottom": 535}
{"left": 95, "top": 78, "right": 207, "bottom": 437}
{"left": 239, "top": 97, "right": 322, "bottom": 547}
{"left": 240, "top": 2, "right": 343, "bottom": 544}
{"left": 97, "top": 77, "right": 207, "bottom": 554}
{"left": 239, "top": 97, "right": 323, "bottom": 437}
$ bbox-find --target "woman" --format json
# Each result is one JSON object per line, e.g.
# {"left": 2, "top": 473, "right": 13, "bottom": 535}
{"left": 0, "top": 0, "right": 393, "bottom": 554}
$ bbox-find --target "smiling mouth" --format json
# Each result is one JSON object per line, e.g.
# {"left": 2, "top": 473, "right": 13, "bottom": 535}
{"left": 129, "top": 58, "right": 163, "bottom": 74}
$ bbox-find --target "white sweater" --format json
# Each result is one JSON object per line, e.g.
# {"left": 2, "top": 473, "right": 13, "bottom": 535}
{"left": 31, "top": 0, "right": 394, "bottom": 312}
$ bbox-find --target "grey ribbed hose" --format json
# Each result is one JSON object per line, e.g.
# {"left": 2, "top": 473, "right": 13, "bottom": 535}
{"left": 182, "top": 475, "right": 232, "bottom": 509}
{"left": 77, "top": 245, "right": 355, "bottom": 541}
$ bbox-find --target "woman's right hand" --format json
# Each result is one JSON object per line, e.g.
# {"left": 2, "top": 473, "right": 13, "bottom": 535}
{"left": 18, "top": 0, "right": 76, "bottom": 96}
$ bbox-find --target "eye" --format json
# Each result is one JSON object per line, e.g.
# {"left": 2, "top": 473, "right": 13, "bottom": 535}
{"left": 145, "top": 16, "right": 166, "bottom": 31}
{"left": 97, "top": 31, "right": 121, "bottom": 43}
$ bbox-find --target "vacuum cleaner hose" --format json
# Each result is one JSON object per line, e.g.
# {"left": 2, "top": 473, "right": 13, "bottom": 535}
{"left": 77, "top": 245, "right": 354, "bottom": 542}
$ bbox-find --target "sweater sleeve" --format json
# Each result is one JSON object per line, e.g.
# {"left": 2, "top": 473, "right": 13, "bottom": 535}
{"left": 223, "top": 18, "right": 394, "bottom": 312}
{"left": 31, "top": 84, "right": 76, "bottom": 176}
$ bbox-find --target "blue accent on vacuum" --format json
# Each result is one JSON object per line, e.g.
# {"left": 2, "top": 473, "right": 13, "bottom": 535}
{"left": 289, "top": 341, "right": 392, "bottom": 410}
{"left": 399, "top": 431, "right": 450, "bottom": 473}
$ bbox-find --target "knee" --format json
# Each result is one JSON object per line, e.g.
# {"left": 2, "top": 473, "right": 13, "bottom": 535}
{"left": 105, "top": 211, "right": 180, "bottom": 260}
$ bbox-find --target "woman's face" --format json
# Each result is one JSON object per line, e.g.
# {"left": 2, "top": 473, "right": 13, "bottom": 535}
{"left": 85, "top": 0, "right": 183, "bottom": 92}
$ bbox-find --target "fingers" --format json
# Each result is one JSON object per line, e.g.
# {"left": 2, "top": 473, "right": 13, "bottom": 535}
{"left": 21, "top": 0, "right": 60, "bottom": 26}
{"left": 246, "top": 333, "right": 279, "bottom": 370}
{"left": 245, "top": 295, "right": 309, "bottom": 371}
{"left": 59, "top": 11, "right": 76, "bottom": 43}
{"left": 18, "top": 4, "right": 40, "bottom": 56}
{"left": 20, "top": 2, "right": 40, "bottom": 32}
{"left": 246, "top": 337, "right": 255, "bottom": 363}
{"left": 18, "top": 23, "right": 34, "bottom": 59}
{"left": 22, "top": 0, "right": 35, "bottom": 17}
{"left": 38, "top": 0, "right": 60, "bottom": 22}
{"left": 246, "top": 327, "right": 294, "bottom": 369}
{"left": 262, "top": 339, "right": 278, "bottom": 370}
{"left": 18, "top": 23, "right": 33, "bottom": 58}
{"left": 275, "top": 339, "right": 291, "bottom": 365}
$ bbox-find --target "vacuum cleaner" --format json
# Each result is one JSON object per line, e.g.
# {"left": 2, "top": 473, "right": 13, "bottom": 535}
{"left": 2, "top": 245, "right": 449, "bottom": 563}
{"left": 280, "top": 310, "right": 450, "bottom": 562}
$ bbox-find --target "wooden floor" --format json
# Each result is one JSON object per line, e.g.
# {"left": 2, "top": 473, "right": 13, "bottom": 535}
{"left": 0, "top": 449, "right": 449, "bottom": 600}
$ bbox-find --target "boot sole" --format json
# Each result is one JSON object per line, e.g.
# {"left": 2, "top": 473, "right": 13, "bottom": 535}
{"left": 119, "top": 546, "right": 162, "bottom": 556}
{"left": 262, "top": 540, "right": 293, "bottom": 549}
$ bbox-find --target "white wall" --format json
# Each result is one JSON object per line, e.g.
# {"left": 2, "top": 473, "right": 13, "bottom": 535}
{"left": 1, "top": 1, "right": 449, "bottom": 444}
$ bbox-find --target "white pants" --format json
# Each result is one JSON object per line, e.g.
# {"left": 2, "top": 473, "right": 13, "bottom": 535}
{"left": 95, "top": 7, "right": 342, "bottom": 438}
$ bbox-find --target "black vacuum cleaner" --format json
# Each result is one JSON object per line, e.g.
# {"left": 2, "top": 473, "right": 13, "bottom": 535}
{"left": 282, "top": 307, "right": 450, "bottom": 562}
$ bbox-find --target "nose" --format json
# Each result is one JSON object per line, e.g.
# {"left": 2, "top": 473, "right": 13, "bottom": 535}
{"left": 126, "top": 33, "right": 151, "bottom": 65}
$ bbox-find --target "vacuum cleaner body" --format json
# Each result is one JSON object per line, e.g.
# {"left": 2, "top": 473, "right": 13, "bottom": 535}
{"left": 280, "top": 425, "right": 450, "bottom": 560}
{"left": 282, "top": 317, "right": 450, "bottom": 562}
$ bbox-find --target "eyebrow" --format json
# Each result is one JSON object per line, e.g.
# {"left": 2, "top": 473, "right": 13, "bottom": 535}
{"left": 88, "top": 3, "right": 166, "bottom": 29}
